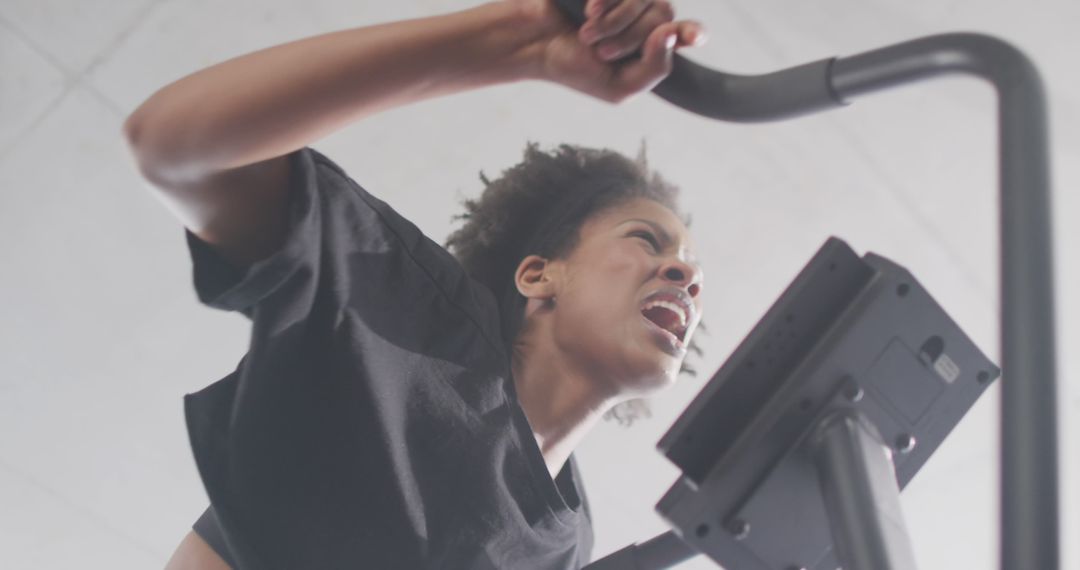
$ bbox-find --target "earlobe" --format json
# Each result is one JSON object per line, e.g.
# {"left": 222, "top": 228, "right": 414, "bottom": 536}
{"left": 514, "top": 254, "right": 558, "bottom": 300}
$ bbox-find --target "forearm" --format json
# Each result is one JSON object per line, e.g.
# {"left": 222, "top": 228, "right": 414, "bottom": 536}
{"left": 124, "top": 1, "right": 542, "bottom": 183}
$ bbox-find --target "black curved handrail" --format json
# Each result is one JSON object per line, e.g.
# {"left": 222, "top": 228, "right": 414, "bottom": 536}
{"left": 553, "top": 2, "right": 1060, "bottom": 569}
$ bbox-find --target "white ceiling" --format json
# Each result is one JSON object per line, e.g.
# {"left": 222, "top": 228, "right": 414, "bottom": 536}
{"left": 0, "top": 0, "right": 1075, "bottom": 568}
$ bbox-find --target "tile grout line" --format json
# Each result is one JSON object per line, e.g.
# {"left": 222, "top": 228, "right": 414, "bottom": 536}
{"left": 0, "top": 457, "right": 163, "bottom": 561}
{"left": 0, "top": 11, "right": 79, "bottom": 79}
{"left": 0, "top": 13, "right": 78, "bottom": 165}
{"left": 0, "top": 0, "right": 169, "bottom": 161}
{"left": 83, "top": 83, "right": 127, "bottom": 119}
{"left": 78, "top": 0, "right": 172, "bottom": 104}
{"left": 85, "top": 0, "right": 176, "bottom": 130}
{"left": 0, "top": 91, "right": 73, "bottom": 167}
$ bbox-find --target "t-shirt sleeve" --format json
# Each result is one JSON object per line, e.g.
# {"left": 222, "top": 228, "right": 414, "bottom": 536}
{"left": 181, "top": 146, "right": 511, "bottom": 569}
{"left": 192, "top": 505, "right": 237, "bottom": 568}
{"left": 183, "top": 145, "right": 500, "bottom": 335}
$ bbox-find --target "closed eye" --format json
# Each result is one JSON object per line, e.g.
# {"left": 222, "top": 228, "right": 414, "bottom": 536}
{"left": 631, "top": 230, "right": 661, "bottom": 250}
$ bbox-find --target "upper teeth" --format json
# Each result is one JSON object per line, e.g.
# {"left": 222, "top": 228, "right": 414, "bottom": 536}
{"left": 643, "top": 299, "right": 688, "bottom": 327}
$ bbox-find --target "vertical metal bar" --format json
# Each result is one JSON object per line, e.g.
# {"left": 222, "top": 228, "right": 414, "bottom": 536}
{"left": 831, "top": 35, "right": 1059, "bottom": 569}
{"left": 812, "top": 411, "right": 919, "bottom": 570}
{"left": 994, "top": 44, "right": 1058, "bottom": 570}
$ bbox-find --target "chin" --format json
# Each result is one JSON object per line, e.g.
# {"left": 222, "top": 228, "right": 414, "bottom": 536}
{"left": 622, "top": 358, "right": 680, "bottom": 396}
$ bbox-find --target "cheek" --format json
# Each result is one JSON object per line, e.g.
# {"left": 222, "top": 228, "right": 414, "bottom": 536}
{"left": 565, "top": 247, "right": 648, "bottom": 322}
{"left": 597, "top": 241, "right": 645, "bottom": 271}
{"left": 602, "top": 246, "right": 650, "bottom": 287}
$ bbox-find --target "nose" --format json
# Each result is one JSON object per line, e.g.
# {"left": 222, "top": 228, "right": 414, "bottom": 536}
{"left": 660, "top": 257, "right": 703, "bottom": 299}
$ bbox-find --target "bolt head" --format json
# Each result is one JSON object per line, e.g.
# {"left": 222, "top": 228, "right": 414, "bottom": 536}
{"left": 895, "top": 433, "right": 917, "bottom": 453}
{"left": 726, "top": 519, "right": 750, "bottom": 540}
{"left": 843, "top": 384, "right": 865, "bottom": 403}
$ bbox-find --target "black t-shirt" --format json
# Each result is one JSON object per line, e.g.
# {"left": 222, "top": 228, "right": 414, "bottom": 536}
{"left": 181, "top": 146, "right": 593, "bottom": 569}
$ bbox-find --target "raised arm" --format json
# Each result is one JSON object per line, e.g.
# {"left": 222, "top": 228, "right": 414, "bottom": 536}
{"left": 128, "top": 2, "right": 705, "bottom": 566}
{"left": 122, "top": 0, "right": 704, "bottom": 270}
{"left": 125, "top": 2, "right": 529, "bottom": 182}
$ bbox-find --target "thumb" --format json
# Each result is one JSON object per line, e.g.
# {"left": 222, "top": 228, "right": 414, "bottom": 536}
{"left": 611, "top": 23, "right": 679, "bottom": 99}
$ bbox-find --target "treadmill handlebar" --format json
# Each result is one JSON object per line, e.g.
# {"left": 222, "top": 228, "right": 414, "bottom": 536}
{"left": 553, "top": 0, "right": 844, "bottom": 121}
{"left": 553, "top": 1, "right": 1058, "bottom": 568}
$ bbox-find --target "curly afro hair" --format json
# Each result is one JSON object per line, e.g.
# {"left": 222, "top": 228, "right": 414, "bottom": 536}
{"left": 444, "top": 141, "right": 704, "bottom": 426}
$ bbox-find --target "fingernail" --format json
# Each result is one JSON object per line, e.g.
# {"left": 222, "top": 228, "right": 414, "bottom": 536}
{"left": 693, "top": 31, "right": 708, "bottom": 46}
{"left": 665, "top": 33, "right": 677, "bottom": 50}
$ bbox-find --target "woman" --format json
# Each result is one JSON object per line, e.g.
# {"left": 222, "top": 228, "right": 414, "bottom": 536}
{"left": 124, "top": 0, "right": 708, "bottom": 567}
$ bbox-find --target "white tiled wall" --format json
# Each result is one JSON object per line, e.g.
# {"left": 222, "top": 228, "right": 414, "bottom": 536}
{"left": 1, "top": 1, "right": 1075, "bottom": 568}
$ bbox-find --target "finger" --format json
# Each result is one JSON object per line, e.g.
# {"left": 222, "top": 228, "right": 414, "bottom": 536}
{"left": 609, "top": 22, "right": 678, "bottom": 99}
{"left": 585, "top": 0, "right": 617, "bottom": 18}
{"left": 673, "top": 20, "right": 707, "bottom": 48}
{"left": 591, "top": 0, "right": 675, "bottom": 62}
{"left": 579, "top": 0, "right": 652, "bottom": 46}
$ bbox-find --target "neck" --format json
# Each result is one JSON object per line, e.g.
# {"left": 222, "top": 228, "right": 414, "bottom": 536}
{"left": 510, "top": 323, "right": 620, "bottom": 479}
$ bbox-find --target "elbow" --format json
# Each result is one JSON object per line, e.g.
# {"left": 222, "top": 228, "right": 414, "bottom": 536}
{"left": 122, "top": 98, "right": 158, "bottom": 153}
{"left": 121, "top": 108, "right": 188, "bottom": 185}
{"left": 122, "top": 112, "right": 155, "bottom": 178}
{"left": 121, "top": 109, "right": 142, "bottom": 147}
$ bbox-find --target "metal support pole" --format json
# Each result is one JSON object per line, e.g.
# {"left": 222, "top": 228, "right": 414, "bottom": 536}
{"left": 830, "top": 35, "right": 1058, "bottom": 569}
{"left": 812, "top": 411, "right": 919, "bottom": 570}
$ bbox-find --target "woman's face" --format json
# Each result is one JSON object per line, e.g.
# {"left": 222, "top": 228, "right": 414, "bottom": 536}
{"left": 546, "top": 197, "right": 704, "bottom": 396}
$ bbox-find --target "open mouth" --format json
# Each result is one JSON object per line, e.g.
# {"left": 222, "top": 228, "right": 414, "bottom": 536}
{"left": 640, "top": 301, "right": 689, "bottom": 345}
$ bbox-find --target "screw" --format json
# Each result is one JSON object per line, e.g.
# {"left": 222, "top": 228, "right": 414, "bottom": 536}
{"left": 895, "top": 434, "right": 917, "bottom": 453}
{"left": 842, "top": 384, "right": 864, "bottom": 403}
{"left": 726, "top": 518, "right": 750, "bottom": 540}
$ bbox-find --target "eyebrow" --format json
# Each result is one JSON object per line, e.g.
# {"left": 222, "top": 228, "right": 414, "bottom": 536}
{"left": 621, "top": 218, "right": 702, "bottom": 269}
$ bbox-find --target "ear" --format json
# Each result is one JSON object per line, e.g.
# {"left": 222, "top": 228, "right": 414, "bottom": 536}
{"left": 514, "top": 254, "right": 559, "bottom": 300}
